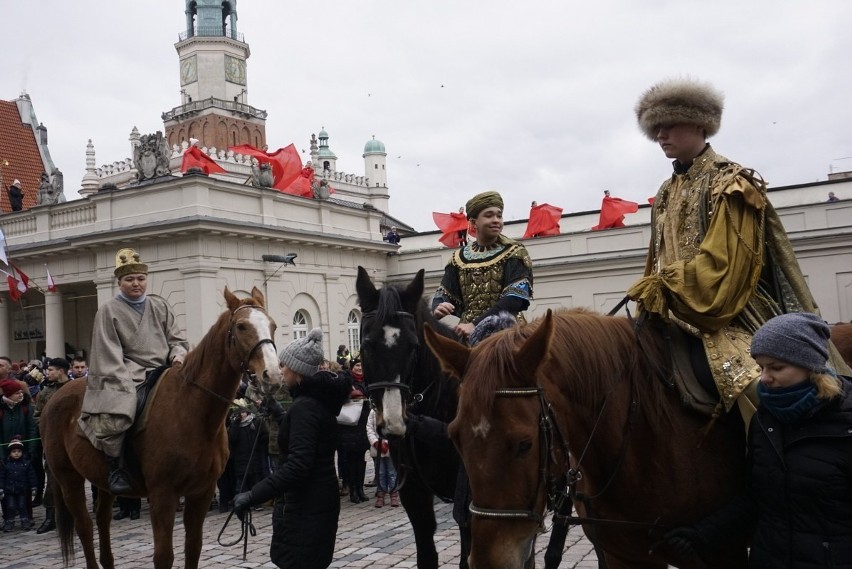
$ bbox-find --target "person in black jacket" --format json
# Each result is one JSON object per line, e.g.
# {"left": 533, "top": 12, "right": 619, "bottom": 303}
{"left": 7, "top": 179, "right": 23, "bottom": 212}
{"left": 659, "top": 312, "right": 852, "bottom": 568}
{"left": 233, "top": 328, "right": 350, "bottom": 569}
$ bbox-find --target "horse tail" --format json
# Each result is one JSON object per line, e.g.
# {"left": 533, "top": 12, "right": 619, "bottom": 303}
{"left": 54, "top": 483, "right": 76, "bottom": 567}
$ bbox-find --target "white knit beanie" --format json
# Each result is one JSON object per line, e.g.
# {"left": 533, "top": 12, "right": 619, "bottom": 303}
{"left": 279, "top": 328, "right": 324, "bottom": 377}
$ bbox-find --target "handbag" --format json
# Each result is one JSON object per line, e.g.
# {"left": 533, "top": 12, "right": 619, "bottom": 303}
{"left": 336, "top": 400, "right": 363, "bottom": 426}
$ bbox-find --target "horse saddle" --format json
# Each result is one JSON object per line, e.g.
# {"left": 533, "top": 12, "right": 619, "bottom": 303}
{"left": 120, "top": 365, "right": 170, "bottom": 486}
{"left": 663, "top": 324, "right": 720, "bottom": 417}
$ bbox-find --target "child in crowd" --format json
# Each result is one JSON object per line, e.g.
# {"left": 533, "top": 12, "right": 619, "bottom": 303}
{"left": 1, "top": 437, "right": 37, "bottom": 531}
{"left": 366, "top": 409, "right": 399, "bottom": 507}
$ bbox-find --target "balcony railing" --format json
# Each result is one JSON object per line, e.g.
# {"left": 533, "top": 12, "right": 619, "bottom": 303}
{"left": 162, "top": 97, "right": 268, "bottom": 121}
{"left": 178, "top": 26, "right": 244, "bottom": 43}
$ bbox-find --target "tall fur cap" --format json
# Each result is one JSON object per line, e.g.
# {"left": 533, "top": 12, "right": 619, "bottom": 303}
{"left": 635, "top": 78, "right": 724, "bottom": 140}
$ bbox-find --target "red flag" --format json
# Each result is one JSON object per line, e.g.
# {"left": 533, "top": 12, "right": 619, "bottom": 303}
{"left": 7, "top": 275, "right": 21, "bottom": 301}
{"left": 592, "top": 196, "right": 639, "bottom": 230}
{"left": 283, "top": 165, "right": 316, "bottom": 198}
{"left": 230, "top": 144, "right": 303, "bottom": 192}
{"left": 10, "top": 263, "right": 29, "bottom": 292}
{"left": 523, "top": 203, "right": 563, "bottom": 238}
{"left": 45, "top": 265, "right": 57, "bottom": 293}
{"left": 433, "top": 212, "right": 470, "bottom": 248}
{"left": 181, "top": 146, "right": 227, "bottom": 175}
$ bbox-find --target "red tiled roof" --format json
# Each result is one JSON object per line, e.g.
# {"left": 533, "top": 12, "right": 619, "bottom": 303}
{"left": 0, "top": 99, "right": 45, "bottom": 213}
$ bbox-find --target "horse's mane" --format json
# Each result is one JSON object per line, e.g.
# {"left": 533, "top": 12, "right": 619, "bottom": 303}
{"left": 460, "top": 308, "right": 674, "bottom": 430}
{"left": 181, "top": 295, "right": 261, "bottom": 381}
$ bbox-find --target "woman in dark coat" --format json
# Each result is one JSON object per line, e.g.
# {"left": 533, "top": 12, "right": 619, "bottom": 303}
{"left": 234, "top": 328, "right": 350, "bottom": 569}
{"left": 661, "top": 313, "right": 852, "bottom": 568}
{"left": 335, "top": 356, "right": 370, "bottom": 503}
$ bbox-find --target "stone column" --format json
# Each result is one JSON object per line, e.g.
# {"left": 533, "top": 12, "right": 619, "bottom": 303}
{"left": 0, "top": 296, "right": 9, "bottom": 356}
{"left": 45, "top": 292, "right": 65, "bottom": 358}
{"left": 180, "top": 266, "right": 221, "bottom": 344}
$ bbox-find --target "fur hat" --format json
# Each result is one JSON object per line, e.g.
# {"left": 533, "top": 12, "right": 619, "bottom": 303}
{"left": 7, "top": 437, "right": 23, "bottom": 451}
{"left": 114, "top": 248, "right": 148, "bottom": 279}
{"left": 0, "top": 379, "right": 23, "bottom": 398}
{"left": 751, "top": 313, "right": 831, "bottom": 373}
{"left": 48, "top": 357, "right": 70, "bottom": 371}
{"left": 466, "top": 191, "right": 504, "bottom": 220}
{"left": 635, "top": 78, "right": 724, "bottom": 140}
{"left": 279, "top": 328, "right": 324, "bottom": 377}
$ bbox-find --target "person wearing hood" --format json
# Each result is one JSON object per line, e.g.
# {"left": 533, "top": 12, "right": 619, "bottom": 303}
{"left": 233, "top": 328, "right": 350, "bottom": 569}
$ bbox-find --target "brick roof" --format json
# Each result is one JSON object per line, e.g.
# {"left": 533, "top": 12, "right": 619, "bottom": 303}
{"left": 0, "top": 99, "right": 44, "bottom": 212}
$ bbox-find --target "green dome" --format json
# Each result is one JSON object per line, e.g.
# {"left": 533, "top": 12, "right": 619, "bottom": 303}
{"left": 364, "top": 138, "right": 386, "bottom": 154}
{"left": 318, "top": 128, "right": 329, "bottom": 139}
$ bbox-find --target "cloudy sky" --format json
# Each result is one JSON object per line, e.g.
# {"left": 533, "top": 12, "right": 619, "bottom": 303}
{"left": 5, "top": 1, "right": 852, "bottom": 231}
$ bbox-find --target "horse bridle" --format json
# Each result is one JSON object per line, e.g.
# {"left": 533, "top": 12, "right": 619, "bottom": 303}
{"left": 360, "top": 310, "right": 425, "bottom": 407}
{"left": 468, "top": 386, "right": 568, "bottom": 527}
{"left": 227, "top": 304, "right": 276, "bottom": 390}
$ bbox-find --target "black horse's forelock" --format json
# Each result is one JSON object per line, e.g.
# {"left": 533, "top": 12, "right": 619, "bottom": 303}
{"left": 374, "top": 284, "right": 405, "bottom": 326}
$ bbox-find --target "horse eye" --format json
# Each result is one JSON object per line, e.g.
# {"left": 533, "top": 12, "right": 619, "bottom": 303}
{"left": 516, "top": 440, "right": 533, "bottom": 457}
{"left": 236, "top": 323, "right": 247, "bottom": 331}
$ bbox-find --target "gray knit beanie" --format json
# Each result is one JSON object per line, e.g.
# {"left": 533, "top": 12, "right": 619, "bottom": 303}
{"left": 279, "top": 328, "right": 324, "bottom": 377}
{"left": 750, "top": 313, "right": 831, "bottom": 372}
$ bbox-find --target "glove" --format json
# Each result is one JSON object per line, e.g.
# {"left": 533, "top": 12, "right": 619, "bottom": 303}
{"left": 233, "top": 491, "right": 253, "bottom": 514}
{"left": 380, "top": 440, "right": 389, "bottom": 455}
{"left": 261, "top": 395, "right": 285, "bottom": 421}
{"left": 651, "top": 526, "right": 704, "bottom": 559}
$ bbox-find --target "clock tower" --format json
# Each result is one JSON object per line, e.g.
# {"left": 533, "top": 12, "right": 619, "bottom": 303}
{"left": 162, "top": 0, "right": 267, "bottom": 151}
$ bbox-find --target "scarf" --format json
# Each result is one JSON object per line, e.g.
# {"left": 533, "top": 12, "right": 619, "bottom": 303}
{"left": 118, "top": 292, "right": 148, "bottom": 315}
{"left": 757, "top": 381, "right": 823, "bottom": 424}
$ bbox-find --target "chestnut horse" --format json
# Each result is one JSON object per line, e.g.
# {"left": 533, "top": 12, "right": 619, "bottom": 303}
{"left": 425, "top": 308, "right": 750, "bottom": 569}
{"left": 356, "top": 267, "right": 463, "bottom": 569}
{"left": 41, "top": 287, "right": 281, "bottom": 569}
{"left": 831, "top": 322, "right": 852, "bottom": 367}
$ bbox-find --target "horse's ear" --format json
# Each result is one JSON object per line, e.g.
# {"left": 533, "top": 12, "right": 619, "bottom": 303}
{"left": 356, "top": 266, "right": 379, "bottom": 310}
{"left": 224, "top": 287, "right": 240, "bottom": 312}
{"left": 424, "top": 323, "right": 470, "bottom": 380}
{"left": 514, "top": 309, "right": 554, "bottom": 380}
{"left": 404, "top": 269, "right": 425, "bottom": 307}
{"left": 250, "top": 286, "right": 265, "bottom": 308}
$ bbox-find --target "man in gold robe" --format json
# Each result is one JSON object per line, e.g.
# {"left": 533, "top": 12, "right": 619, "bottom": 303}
{"left": 78, "top": 248, "right": 188, "bottom": 494}
{"left": 627, "top": 78, "right": 849, "bottom": 419}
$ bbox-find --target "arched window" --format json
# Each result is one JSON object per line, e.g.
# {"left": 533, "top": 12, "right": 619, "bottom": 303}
{"left": 292, "top": 310, "right": 310, "bottom": 340}
{"left": 347, "top": 310, "right": 361, "bottom": 353}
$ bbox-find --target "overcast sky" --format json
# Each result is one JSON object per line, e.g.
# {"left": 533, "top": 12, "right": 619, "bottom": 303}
{"left": 5, "top": 1, "right": 852, "bottom": 231}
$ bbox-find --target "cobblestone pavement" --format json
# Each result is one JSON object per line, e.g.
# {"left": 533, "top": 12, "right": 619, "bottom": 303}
{"left": 14, "top": 485, "right": 597, "bottom": 568}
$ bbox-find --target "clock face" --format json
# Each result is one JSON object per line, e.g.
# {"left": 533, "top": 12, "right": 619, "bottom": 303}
{"left": 180, "top": 56, "right": 197, "bottom": 85}
{"left": 225, "top": 55, "right": 246, "bottom": 86}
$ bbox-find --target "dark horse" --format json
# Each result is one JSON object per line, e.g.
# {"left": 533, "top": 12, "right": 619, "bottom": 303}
{"left": 356, "top": 266, "right": 462, "bottom": 569}
{"left": 425, "top": 308, "right": 750, "bottom": 569}
{"left": 41, "top": 287, "right": 282, "bottom": 569}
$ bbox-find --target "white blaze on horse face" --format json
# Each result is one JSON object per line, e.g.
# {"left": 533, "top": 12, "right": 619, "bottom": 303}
{"left": 382, "top": 385, "right": 406, "bottom": 437}
{"left": 247, "top": 309, "right": 282, "bottom": 388}
{"left": 471, "top": 416, "right": 491, "bottom": 439}
{"left": 382, "top": 325, "right": 401, "bottom": 348}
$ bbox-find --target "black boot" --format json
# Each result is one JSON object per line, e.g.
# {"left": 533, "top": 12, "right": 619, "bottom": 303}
{"left": 36, "top": 508, "right": 56, "bottom": 534}
{"left": 349, "top": 487, "right": 360, "bottom": 504}
{"left": 108, "top": 458, "right": 132, "bottom": 495}
{"left": 356, "top": 487, "right": 369, "bottom": 503}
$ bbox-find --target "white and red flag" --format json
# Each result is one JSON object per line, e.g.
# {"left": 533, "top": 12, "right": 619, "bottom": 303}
{"left": 46, "top": 265, "right": 57, "bottom": 293}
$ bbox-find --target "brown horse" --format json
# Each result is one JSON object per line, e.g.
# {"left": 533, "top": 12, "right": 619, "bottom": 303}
{"left": 41, "top": 287, "right": 282, "bottom": 569}
{"left": 425, "top": 308, "right": 750, "bottom": 569}
{"left": 831, "top": 322, "right": 852, "bottom": 367}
